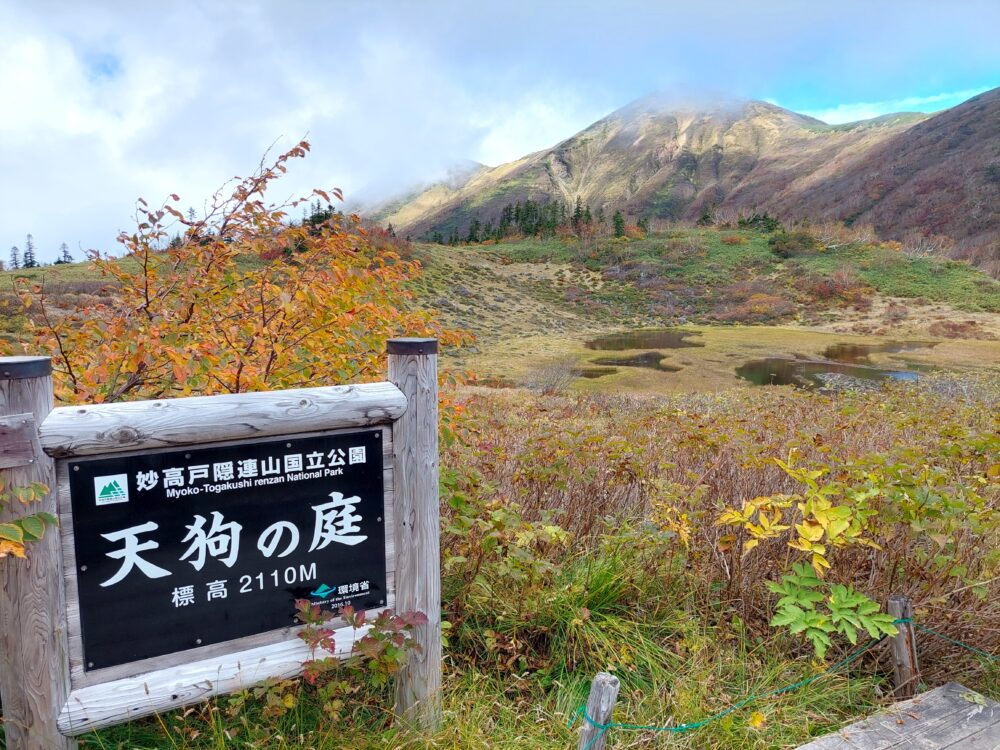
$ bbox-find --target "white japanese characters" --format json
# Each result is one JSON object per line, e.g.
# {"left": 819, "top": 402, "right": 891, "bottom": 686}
{"left": 100, "top": 522, "right": 171, "bottom": 587}
{"left": 98, "top": 492, "right": 368, "bottom": 587}
{"left": 309, "top": 492, "right": 368, "bottom": 549}
{"left": 132, "top": 444, "right": 368, "bottom": 497}
{"left": 180, "top": 512, "right": 242, "bottom": 570}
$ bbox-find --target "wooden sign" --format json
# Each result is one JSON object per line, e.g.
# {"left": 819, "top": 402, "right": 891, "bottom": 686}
{"left": 0, "top": 339, "right": 441, "bottom": 749}
{"left": 65, "top": 429, "right": 389, "bottom": 671}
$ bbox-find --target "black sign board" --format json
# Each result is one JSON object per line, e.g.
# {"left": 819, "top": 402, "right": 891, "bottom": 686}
{"left": 66, "top": 429, "right": 387, "bottom": 671}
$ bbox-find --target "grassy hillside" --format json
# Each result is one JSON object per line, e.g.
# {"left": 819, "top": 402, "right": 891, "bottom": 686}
{"left": 6, "top": 226, "right": 998, "bottom": 388}
{"left": 402, "top": 227, "right": 1000, "bottom": 394}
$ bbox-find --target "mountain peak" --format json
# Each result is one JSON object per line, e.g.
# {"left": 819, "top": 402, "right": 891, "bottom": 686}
{"left": 376, "top": 88, "right": 998, "bottom": 273}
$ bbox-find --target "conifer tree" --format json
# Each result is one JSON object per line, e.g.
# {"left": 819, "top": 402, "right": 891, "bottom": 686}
{"left": 613, "top": 210, "right": 626, "bottom": 238}
{"left": 59, "top": 242, "right": 73, "bottom": 263}
{"left": 466, "top": 218, "right": 481, "bottom": 243}
{"left": 572, "top": 196, "right": 584, "bottom": 230}
{"left": 22, "top": 234, "right": 38, "bottom": 268}
{"left": 9, "top": 246, "right": 20, "bottom": 269}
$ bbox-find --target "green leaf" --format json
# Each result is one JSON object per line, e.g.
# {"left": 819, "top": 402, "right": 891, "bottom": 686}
{"left": 20, "top": 516, "right": 45, "bottom": 541}
{"left": 0, "top": 523, "right": 24, "bottom": 542}
{"left": 837, "top": 620, "right": 859, "bottom": 644}
{"left": 770, "top": 605, "right": 804, "bottom": 628}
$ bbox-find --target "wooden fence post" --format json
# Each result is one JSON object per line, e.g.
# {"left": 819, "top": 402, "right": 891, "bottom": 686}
{"left": 387, "top": 339, "right": 441, "bottom": 730}
{"left": 578, "top": 672, "right": 620, "bottom": 750}
{"left": 888, "top": 594, "right": 919, "bottom": 698}
{"left": 0, "top": 357, "right": 75, "bottom": 749}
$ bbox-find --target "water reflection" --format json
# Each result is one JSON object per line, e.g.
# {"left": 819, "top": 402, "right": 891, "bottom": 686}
{"left": 736, "top": 358, "right": 919, "bottom": 389}
{"left": 590, "top": 352, "right": 682, "bottom": 371}
{"left": 822, "top": 341, "right": 936, "bottom": 364}
{"left": 585, "top": 329, "right": 704, "bottom": 351}
{"left": 572, "top": 366, "right": 619, "bottom": 379}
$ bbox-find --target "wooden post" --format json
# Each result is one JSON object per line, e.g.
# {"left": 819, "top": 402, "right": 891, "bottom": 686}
{"left": 888, "top": 594, "right": 919, "bottom": 698}
{"left": 387, "top": 339, "right": 441, "bottom": 730}
{"left": 0, "top": 357, "right": 75, "bottom": 749}
{"left": 578, "top": 672, "right": 620, "bottom": 750}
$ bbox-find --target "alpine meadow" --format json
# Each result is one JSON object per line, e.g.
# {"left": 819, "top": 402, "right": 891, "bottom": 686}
{"left": 0, "top": 3, "right": 998, "bottom": 749}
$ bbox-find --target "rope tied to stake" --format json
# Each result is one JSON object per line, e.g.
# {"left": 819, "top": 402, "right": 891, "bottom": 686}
{"left": 568, "top": 616, "right": 997, "bottom": 750}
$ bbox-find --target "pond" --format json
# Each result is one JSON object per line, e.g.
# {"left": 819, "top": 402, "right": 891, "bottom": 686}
{"left": 572, "top": 366, "right": 619, "bottom": 379}
{"left": 736, "top": 358, "right": 921, "bottom": 390}
{"left": 585, "top": 328, "right": 704, "bottom": 351}
{"left": 589, "top": 352, "right": 683, "bottom": 371}
{"left": 821, "top": 340, "right": 937, "bottom": 364}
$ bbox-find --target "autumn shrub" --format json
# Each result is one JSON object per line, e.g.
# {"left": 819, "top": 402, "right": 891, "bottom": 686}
{"left": 882, "top": 301, "right": 909, "bottom": 324}
{"left": 721, "top": 234, "right": 747, "bottom": 246}
{"left": 793, "top": 266, "right": 874, "bottom": 310}
{"left": 738, "top": 212, "right": 783, "bottom": 232}
{"left": 8, "top": 142, "right": 464, "bottom": 403}
{"left": 664, "top": 236, "right": 707, "bottom": 257}
{"left": 769, "top": 230, "right": 821, "bottom": 258}
{"left": 711, "top": 292, "right": 796, "bottom": 323}
{"left": 443, "top": 381, "right": 1000, "bottom": 682}
{"left": 928, "top": 320, "right": 998, "bottom": 340}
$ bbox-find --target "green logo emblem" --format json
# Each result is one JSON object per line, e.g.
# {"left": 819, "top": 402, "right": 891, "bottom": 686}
{"left": 93, "top": 474, "right": 130, "bottom": 506}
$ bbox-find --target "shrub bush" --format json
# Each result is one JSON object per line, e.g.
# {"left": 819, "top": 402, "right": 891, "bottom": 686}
{"left": 769, "top": 230, "right": 822, "bottom": 258}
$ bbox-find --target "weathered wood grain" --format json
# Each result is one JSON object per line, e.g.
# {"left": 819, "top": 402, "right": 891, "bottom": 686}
{"left": 57, "top": 425, "right": 397, "bottom": 689}
{"left": 796, "top": 682, "right": 1000, "bottom": 749}
{"left": 0, "top": 357, "right": 75, "bottom": 749}
{"left": 57, "top": 620, "right": 372, "bottom": 735}
{"left": 888, "top": 595, "right": 920, "bottom": 698}
{"left": 578, "top": 672, "right": 620, "bottom": 750}
{"left": 388, "top": 339, "right": 442, "bottom": 730}
{"left": 39, "top": 382, "right": 407, "bottom": 457}
{"left": 0, "top": 413, "right": 39, "bottom": 469}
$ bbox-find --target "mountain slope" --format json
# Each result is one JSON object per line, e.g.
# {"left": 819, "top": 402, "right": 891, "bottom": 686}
{"left": 380, "top": 89, "right": 999, "bottom": 272}
{"left": 767, "top": 88, "right": 1000, "bottom": 269}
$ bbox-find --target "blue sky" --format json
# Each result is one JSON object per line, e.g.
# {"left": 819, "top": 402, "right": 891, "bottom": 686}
{"left": 0, "top": 0, "right": 996, "bottom": 261}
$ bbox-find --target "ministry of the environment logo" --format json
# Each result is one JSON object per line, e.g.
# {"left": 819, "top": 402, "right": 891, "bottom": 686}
{"left": 310, "top": 583, "right": 335, "bottom": 599}
{"left": 94, "top": 474, "right": 129, "bottom": 506}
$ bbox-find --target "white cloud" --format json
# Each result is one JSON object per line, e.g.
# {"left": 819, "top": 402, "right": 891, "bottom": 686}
{"left": 0, "top": 1, "right": 611, "bottom": 261}
{"left": 0, "top": 0, "right": 995, "bottom": 261}
{"left": 798, "top": 87, "right": 993, "bottom": 124}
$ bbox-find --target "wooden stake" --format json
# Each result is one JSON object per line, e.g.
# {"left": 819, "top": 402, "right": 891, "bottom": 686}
{"left": 888, "top": 594, "right": 919, "bottom": 698}
{"left": 578, "top": 672, "right": 620, "bottom": 750}
{"left": 388, "top": 339, "right": 441, "bottom": 730}
{"left": 0, "top": 357, "right": 75, "bottom": 749}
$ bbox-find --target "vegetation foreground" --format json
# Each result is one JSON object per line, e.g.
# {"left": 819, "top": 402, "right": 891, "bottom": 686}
{"left": 1, "top": 147, "right": 998, "bottom": 748}
{"left": 78, "top": 379, "right": 999, "bottom": 749}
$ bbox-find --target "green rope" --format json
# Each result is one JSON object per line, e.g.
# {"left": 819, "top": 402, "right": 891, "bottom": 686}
{"left": 913, "top": 622, "right": 999, "bottom": 663}
{"left": 568, "top": 631, "right": 887, "bottom": 750}
{"left": 567, "top": 616, "right": 999, "bottom": 749}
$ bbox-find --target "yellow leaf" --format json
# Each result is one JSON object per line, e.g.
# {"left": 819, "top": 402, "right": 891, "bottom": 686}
{"left": 742, "top": 538, "right": 760, "bottom": 556}
{"left": 812, "top": 553, "right": 831, "bottom": 574}
{"left": 797, "top": 520, "right": 824, "bottom": 542}
{"left": 0, "top": 540, "right": 26, "bottom": 559}
{"left": 827, "top": 518, "right": 851, "bottom": 539}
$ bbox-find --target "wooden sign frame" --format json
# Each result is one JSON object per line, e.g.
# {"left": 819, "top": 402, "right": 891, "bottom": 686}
{"left": 0, "top": 340, "right": 441, "bottom": 748}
